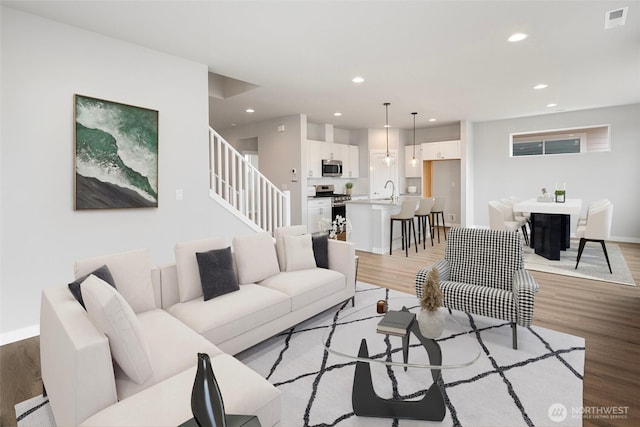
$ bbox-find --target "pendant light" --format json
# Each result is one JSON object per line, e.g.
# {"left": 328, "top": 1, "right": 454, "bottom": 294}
{"left": 383, "top": 102, "right": 394, "bottom": 166}
{"left": 411, "top": 112, "right": 418, "bottom": 166}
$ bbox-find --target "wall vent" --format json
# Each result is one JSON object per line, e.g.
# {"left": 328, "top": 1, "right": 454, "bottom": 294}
{"left": 604, "top": 7, "right": 628, "bottom": 29}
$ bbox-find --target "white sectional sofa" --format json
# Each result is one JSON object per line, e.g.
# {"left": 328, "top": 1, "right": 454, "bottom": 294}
{"left": 40, "top": 226, "right": 355, "bottom": 427}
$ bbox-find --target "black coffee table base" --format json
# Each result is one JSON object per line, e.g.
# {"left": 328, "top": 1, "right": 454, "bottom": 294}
{"left": 352, "top": 321, "right": 446, "bottom": 421}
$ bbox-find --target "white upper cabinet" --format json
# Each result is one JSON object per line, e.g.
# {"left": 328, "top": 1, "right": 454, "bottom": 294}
{"left": 404, "top": 145, "right": 422, "bottom": 177}
{"left": 344, "top": 145, "right": 360, "bottom": 178}
{"left": 421, "top": 140, "right": 460, "bottom": 160}
{"left": 307, "top": 140, "right": 323, "bottom": 177}
{"left": 321, "top": 142, "right": 341, "bottom": 160}
{"left": 308, "top": 140, "right": 359, "bottom": 178}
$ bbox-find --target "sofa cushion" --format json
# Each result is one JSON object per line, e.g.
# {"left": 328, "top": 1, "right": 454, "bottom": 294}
{"left": 282, "top": 234, "right": 316, "bottom": 272}
{"left": 114, "top": 308, "right": 223, "bottom": 400}
{"left": 68, "top": 264, "right": 116, "bottom": 309}
{"left": 233, "top": 233, "right": 280, "bottom": 284}
{"left": 175, "top": 237, "right": 227, "bottom": 303}
{"left": 196, "top": 247, "right": 239, "bottom": 301}
{"left": 81, "top": 355, "right": 281, "bottom": 427}
{"left": 259, "top": 268, "right": 345, "bottom": 311}
{"left": 75, "top": 248, "right": 156, "bottom": 314}
{"left": 82, "top": 275, "right": 153, "bottom": 385}
{"left": 312, "top": 234, "right": 329, "bottom": 269}
{"left": 167, "top": 284, "right": 291, "bottom": 346}
{"left": 274, "top": 225, "right": 307, "bottom": 270}
{"left": 439, "top": 280, "right": 517, "bottom": 322}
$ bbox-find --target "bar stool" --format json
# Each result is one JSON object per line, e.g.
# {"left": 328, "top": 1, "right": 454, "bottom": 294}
{"left": 390, "top": 200, "right": 419, "bottom": 257}
{"left": 431, "top": 197, "right": 447, "bottom": 242}
{"left": 414, "top": 198, "right": 434, "bottom": 249}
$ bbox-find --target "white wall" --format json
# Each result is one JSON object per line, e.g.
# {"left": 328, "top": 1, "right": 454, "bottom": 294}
{"left": 415, "top": 123, "right": 460, "bottom": 143}
{"left": 218, "top": 115, "right": 305, "bottom": 224}
{"left": 0, "top": 8, "right": 253, "bottom": 342}
{"left": 472, "top": 104, "right": 640, "bottom": 241}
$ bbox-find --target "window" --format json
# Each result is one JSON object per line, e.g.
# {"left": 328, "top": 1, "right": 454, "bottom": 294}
{"left": 510, "top": 125, "right": 610, "bottom": 157}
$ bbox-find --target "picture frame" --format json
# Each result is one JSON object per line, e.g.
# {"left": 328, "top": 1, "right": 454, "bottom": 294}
{"left": 74, "top": 94, "right": 158, "bottom": 209}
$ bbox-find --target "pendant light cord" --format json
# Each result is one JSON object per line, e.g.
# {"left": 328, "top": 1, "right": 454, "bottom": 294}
{"left": 384, "top": 102, "right": 390, "bottom": 156}
{"left": 412, "top": 112, "right": 417, "bottom": 159}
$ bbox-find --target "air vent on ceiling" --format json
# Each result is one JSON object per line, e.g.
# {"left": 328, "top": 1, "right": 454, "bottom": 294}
{"left": 604, "top": 6, "right": 628, "bottom": 29}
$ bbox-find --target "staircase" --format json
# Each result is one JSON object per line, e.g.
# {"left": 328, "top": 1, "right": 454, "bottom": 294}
{"left": 209, "top": 128, "right": 290, "bottom": 234}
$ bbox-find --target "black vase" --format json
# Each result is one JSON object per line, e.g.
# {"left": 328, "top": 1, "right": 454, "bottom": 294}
{"left": 191, "top": 353, "right": 227, "bottom": 427}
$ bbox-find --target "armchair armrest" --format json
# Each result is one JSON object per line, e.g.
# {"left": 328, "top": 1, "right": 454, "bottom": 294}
{"left": 512, "top": 269, "right": 539, "bottom": 327}
{"left": 415, "top": 259, "right": 450, "bottom": 299}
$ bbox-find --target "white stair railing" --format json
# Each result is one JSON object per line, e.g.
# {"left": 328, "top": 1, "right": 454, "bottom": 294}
{"left": 209, "top": 128, "right": 291, "bottom": 234}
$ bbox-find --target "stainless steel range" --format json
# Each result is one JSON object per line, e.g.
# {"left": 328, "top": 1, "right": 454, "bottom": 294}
{"left": 314, "top": 184, "right": 351, "bottom": 219}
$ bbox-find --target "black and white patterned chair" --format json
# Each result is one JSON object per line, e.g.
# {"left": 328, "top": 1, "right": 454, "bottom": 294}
{"left": 415, "top": 227, "right": 539, "bottom": 349}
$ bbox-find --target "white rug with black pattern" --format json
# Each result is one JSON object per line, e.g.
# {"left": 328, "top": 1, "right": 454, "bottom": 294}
{"left": 237, "top": 282, "right": 585, "bottom": 427}
{"left": 16, "top": 283, "right": 585, "bottom": 427}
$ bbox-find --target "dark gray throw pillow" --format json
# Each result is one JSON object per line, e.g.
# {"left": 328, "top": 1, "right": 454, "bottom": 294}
{"left": 68, "top": 264, "right": 116, "bottom": 309}
{"left": 312, "top": 233, "right": 329, "bottom": 269}
{"left": 196, "top": 247, "right": 239, "bottom": 301}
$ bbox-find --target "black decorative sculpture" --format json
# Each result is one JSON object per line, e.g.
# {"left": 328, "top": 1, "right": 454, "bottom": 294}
{"left": 191, "top": 353, "right": 226, "bottom": 427}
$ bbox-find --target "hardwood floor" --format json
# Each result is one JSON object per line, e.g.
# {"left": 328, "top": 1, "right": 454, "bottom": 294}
{"left": 1, "top": 231, "right": 638, "bottom": 426}
{"left": 0, "top": 336, "right": 41, "bottom": 427}
{"left": 357, "top": 230, "right": 640, "bottom": 427}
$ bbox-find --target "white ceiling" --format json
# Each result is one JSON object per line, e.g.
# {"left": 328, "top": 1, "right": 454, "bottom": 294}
{"left": 4, "top": 0, "right": 640, "bottom": 130}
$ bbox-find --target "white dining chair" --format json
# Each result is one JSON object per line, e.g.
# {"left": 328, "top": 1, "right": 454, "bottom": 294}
{"left": 488, "top": 201, "right": 521, "bottom": 233}
{"left": 575, "top": 201, "right": 614, "bottom": 273}
{"left": 577, "top": 198, "right": 609, "bottom": 226}
{"left": 500, "top": 198, "right": 529, "bottom": 245}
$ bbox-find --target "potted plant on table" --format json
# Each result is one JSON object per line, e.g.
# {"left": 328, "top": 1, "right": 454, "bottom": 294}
{"left": 417, "top": 268, "right": 445, "bottom": 338}
{"left": 345, "top": 182, "right": 353, "bottom": 195}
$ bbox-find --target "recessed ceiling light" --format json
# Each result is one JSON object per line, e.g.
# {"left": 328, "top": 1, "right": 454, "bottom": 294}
{"left": 245, "top": 108, "right": 255, "bottom": 113}
{"left": 334, "top": 112, "right": 342, "bottom": 117}
{"left": 352, "top": 76, "right": 364, "bottom": 84}
{"left": 546, "top": 103, "right": 557, "bottom": 108}
{"left": 508, "top": 33, "right": 527, "bottom": 42}
{"left": 533, "top": 84, "right": 548, "bottom": 90}
{"left": 429, "top": 118, "right": 437, "bottom": 122}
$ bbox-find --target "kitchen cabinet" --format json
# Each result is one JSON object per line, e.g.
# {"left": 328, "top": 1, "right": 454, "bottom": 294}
{"left": 404, "top": 145, "right": 421, "bottom": 177}
{"left": 344, "top": 145, "right": 360, "bottom": 178}
{"left": 307, "top": 198, "right": 331, "bottom": 233}
{"left": 321, "top": 142, "right": 341, "bottom": 160}
{"left": 421, "top": 140, "right": 460, "bottom": 160}
{"left": 307, "top": 140, "right": 323, "bottom": 178}
{"left": 308, "top": 140, "right": 359, "bottom": 178}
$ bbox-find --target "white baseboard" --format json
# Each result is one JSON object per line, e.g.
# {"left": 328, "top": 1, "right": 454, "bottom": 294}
{"left": 0, "top": 324, "right": 39, "bottom": 346}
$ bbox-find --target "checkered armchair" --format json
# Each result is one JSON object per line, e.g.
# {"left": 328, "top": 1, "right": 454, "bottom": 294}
{"left": 415, "top": 227, "right": 539, "bottom": 349}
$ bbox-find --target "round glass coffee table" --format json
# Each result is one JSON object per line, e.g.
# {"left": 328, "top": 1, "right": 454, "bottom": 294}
{"left": 322, "top": 297, "right": 481, "bottom": 421}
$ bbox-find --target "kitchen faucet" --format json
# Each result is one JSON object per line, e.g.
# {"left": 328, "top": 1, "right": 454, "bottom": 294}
{"left": 384, "top": 180, "right": 397, "bottom": 204}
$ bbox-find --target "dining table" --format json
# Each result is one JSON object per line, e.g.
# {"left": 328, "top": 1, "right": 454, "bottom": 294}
{"left": 512, "top": 198, "right": 582, "bottom": 260}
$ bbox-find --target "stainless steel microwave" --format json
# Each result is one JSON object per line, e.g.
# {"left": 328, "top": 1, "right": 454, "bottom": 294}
{"left": 322, "top": 159, "right": 342, "bottom": 177}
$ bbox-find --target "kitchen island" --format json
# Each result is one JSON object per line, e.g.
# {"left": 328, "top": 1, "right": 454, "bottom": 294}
{"left": 346, "top": 197, "right": 421, "bottom": 254}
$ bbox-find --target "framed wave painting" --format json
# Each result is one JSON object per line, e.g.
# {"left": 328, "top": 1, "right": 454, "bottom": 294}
{"left": 74, "top": 95, "right": 158, "bottom": 209}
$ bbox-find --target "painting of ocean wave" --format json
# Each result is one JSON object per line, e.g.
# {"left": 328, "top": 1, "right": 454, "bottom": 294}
{"left": 74, "top": 95, "right": 158, "bottom": 209}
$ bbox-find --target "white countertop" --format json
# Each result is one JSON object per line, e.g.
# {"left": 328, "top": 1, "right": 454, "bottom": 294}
{"left": 346, "top": 199, "right": 399, "bottom": 206}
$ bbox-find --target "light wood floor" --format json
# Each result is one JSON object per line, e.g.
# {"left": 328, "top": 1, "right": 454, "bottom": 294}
{"left": 1, "top": 231, "right": 638, "bottom": 426}
{"left": 358, "top": 230, "right": 640, "bottom": 427}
